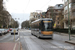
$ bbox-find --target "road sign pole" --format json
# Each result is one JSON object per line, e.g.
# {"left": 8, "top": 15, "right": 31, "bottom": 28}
{"left": 14, "top": 32, "right": 15, "bottom": 42}
{"left": 14, "top": 29, "right": 16, "bottom": 42}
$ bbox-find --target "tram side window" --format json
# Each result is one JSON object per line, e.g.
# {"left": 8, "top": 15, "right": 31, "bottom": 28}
{"left": 39, "top": 23, "right": 41, "bottom": 30}
{"left": 39, "top": 21, "right": 45, "bottom": 31}
{"left": 35, "top": 24, "right": 37, "bottom": 28}
{"left": 35, "top": 23, "right": 39, "bottom": 29}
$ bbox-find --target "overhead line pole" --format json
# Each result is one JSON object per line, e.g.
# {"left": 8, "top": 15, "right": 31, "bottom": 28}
{"left": 62, "top": 0, "right": 71, "bottom": 41}
{"left": 68, "top": 0, "right": 71, "bottom": 41}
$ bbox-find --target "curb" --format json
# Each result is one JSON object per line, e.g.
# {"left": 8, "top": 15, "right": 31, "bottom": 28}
{"left": 20, "top": 43, "right": 23, "bottom": 50}
{"left": 54, "top": 32, "right": 75, "bottom": 37}
{"left": 72, "top": 35, "right": 75, "bottom": 37}
{"left": 65, "top": 41, "right": 75, "bottom": 45}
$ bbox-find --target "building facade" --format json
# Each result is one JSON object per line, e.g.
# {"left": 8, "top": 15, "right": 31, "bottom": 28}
{"left": 64, "top": 0, "right": 75, "bottom": 29}
{"left": 46, "top": 4, "right": 64, "bottom": 28}
{"left": 46, "top": 6, "right": 54, "bottom": 18}
{"left": 29, "top": 12, "right": 42, "bottom": 24}
{"left": 45, "top": 6, "right": 56, "bottom": 25}
{"left": 54, "top": 4, "right": 64, "bottom": 28}
{"left": 29, "top": 12, "right": 38, "bottom": 20}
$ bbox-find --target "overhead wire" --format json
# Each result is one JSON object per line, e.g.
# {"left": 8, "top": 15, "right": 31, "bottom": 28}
{"left": 40, "top": 0, "right": 51, "bottom": 9}
{"left": 24, "top": 0, "right": 30, "bottom": 12}
{"left": 23, "top": 0, "right": 30, "bottom": 20}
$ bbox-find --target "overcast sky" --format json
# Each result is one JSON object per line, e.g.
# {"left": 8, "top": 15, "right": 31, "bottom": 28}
{"left": 4, "top": 0, "right": 64, "bottom": 28}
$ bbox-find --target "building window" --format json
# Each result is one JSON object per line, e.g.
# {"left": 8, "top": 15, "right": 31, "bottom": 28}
{"left": 34, "top": 16, "right": 35, "bottom": 18}
{"left": 58, "top": 22, "right": 59, "bottom": 24}
{"left": 58, "top": 4, "right": 63, "bottom": 7}
{"left": 72, "top": 12, "right": 75, "bottom": 17}
{"left": 72, "top": 3, "right": 75, "bottom": 6}
{"left": 64, "top": 14, "right": 68, "bottom": 18}
{"left": 57, "top": 18, "right": 59, "bottom": 20}
{"left": 64, "top": 6, "right": 68, "bottom": 13}
{"left": 55, "top": 10, "right": 58, "bottom": 11}
{"left": 72, "top": 3, "right": 75, "bottom": 10}
{"left": 58, "top": 10, "right": 61, "bottom": 12}
{"left": 69, "top": 3, "right": 71, "bottom": 8}
{"left": 64, "top": 6, "right": 68, "bottom": 11}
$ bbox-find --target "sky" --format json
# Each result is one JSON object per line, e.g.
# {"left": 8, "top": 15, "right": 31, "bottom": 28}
{"left": 3, "top": 0, "right": 64, "bottom": 28}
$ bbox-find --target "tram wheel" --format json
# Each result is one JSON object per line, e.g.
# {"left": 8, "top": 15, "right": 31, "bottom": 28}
{"left": 31, "top": 33, "right": 33, "bottom": 35}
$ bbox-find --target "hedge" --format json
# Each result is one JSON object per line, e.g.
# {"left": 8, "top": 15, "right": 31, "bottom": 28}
{"left": 53, "top": 28, "right": 75, "bottom": 34}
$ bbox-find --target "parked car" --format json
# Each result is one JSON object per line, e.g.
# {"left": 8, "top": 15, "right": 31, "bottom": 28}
{"left": 11, "top": 28, "right": 18, "bottom": 35}
{"left": 4, "top": 29, "right": 9, "bottom": 35}
{"left": 16, "top": 28, "right": 19, "bottom": 31}
{"left": 0, "top": 29, "right": 5, "bottom": 35}
{"left": 6, "top": 29, "right": 10, "bottom": 33}
{"left": 4, "top": 29, "right": 7, "bottom": 35}
{"left": 0, "top": 30, "right": 2, "bottom": 36}
{"left": 9, "top": 28, "right": 12, "bottom": 31}
{"left": 7, "top": 29, "right": 10, "bottom": 33}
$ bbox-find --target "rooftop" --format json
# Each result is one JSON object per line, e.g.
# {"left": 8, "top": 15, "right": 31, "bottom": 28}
{"left": 54, "top": 4, "right": 64, "bottom": 9}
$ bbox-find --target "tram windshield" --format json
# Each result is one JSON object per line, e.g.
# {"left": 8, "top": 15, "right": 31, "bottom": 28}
{"left": 40, "top": 20, "right": 53, "bottom": 31}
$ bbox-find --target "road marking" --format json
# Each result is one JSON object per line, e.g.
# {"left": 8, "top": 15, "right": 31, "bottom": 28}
{"left": 20, "top": 36, "right": 24, "bottom": 38}
{"left": 16, "top": 38, "right": 20, "bottom": 41}
{"left": 64, "top": 49, "right": 67, "bottom": 50}
{"left": 13, "top": 43, "right": 17, "bottom": 50}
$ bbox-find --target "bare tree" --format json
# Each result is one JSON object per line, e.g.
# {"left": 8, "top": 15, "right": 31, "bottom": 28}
{"left": 21, "top": 20, "right": 30, "bottom": 28}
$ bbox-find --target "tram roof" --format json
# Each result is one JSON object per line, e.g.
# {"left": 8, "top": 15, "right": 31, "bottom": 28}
{"left": 32, "top": 18, "right": 53, "bottom": 23}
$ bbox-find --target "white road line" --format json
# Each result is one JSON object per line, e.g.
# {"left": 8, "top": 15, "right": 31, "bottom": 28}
{"left": 16, "top": 38, "right": 20, "bottom": 41}
{"left": 13, "top": 43, "right": 17, "bottom": 50}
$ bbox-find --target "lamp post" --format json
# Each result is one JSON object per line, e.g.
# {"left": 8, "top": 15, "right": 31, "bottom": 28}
{"left": 68, "top": 0, "right": 71, "bottom": 41}
{"left": 63, "top": 0, "right": 71, "bottom": 41}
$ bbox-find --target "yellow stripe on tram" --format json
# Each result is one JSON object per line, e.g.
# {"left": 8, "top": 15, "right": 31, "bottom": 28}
{"left": 41, "top": 31, "right": 53, "bottom": 35}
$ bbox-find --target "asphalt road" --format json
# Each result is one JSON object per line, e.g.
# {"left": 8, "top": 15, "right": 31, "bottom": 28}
{"left": 0, "top": 32, "right": 19, "bottom": 42}
{"left": 19, "top": 29, "right": 75, "bottom": 50}
{"left": 0, "top": 29, "right": 75, "bottom": 50}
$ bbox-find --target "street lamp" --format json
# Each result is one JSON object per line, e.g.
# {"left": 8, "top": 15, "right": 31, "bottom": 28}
{"left": 67, "top": 0, "right": 71, "bottom": 41}
{"left": 62, "top": 0, "right": 71, "bottom": 41}
{"left": 63, "top": 0, "right": 71, "bottom": 41}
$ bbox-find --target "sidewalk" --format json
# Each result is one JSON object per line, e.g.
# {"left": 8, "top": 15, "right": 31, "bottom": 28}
{"left": 54, "top": 32, "right": 75, "bottom": 45}
{"left": 0, "top": 42, "right": 22, "bottom": 50}
{"left": 54, "top": 32, "right": 75, "bottom": 37}
{"left": 65, "top": 41, "right": 75, "bottom": 45}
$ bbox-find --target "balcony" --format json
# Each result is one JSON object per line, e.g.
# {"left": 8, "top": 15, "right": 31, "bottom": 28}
{"left": 64, "top": 10, "right": 68, "bottom": 14}
{"left": 54, "top": 10, "right": 62, "bottom": 13}
{"left": 64, "top": 17, "right": 68, "bottom": 21}
{"left": 64, "top": 17, "right": 75, "bottom": 22}
{"left": 71, "top": 0, "right": 75, "bottom": 3}
{"left": 70, "top": 16, "right": 75, "bottom": 21}
{"left": 72, "top": 4, "right": 75, "bottom": 11}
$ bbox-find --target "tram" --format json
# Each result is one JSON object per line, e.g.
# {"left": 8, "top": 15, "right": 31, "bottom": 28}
{"left": 31, "top": 18, "right": 54, "bottom": 39}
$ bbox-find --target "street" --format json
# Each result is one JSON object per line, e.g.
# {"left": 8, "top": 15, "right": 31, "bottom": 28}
{"left": 0, "top": 32, "right": 19, "bottom": 42}
{"left": 19, "top": 29, "right": 75, "bottom": 50}
{"left": 1, "top": 0, "right": 75, "bottom": 50}
{"left": 0, "top": 29, "right": 75, "bottom": 50}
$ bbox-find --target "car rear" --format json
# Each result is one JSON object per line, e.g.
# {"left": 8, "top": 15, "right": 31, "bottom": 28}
{"left": 11, "top": 29, "right": 18, "bottom": 35}
{"left": 0, "top": 30, "right": 2, "bottom": 36}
